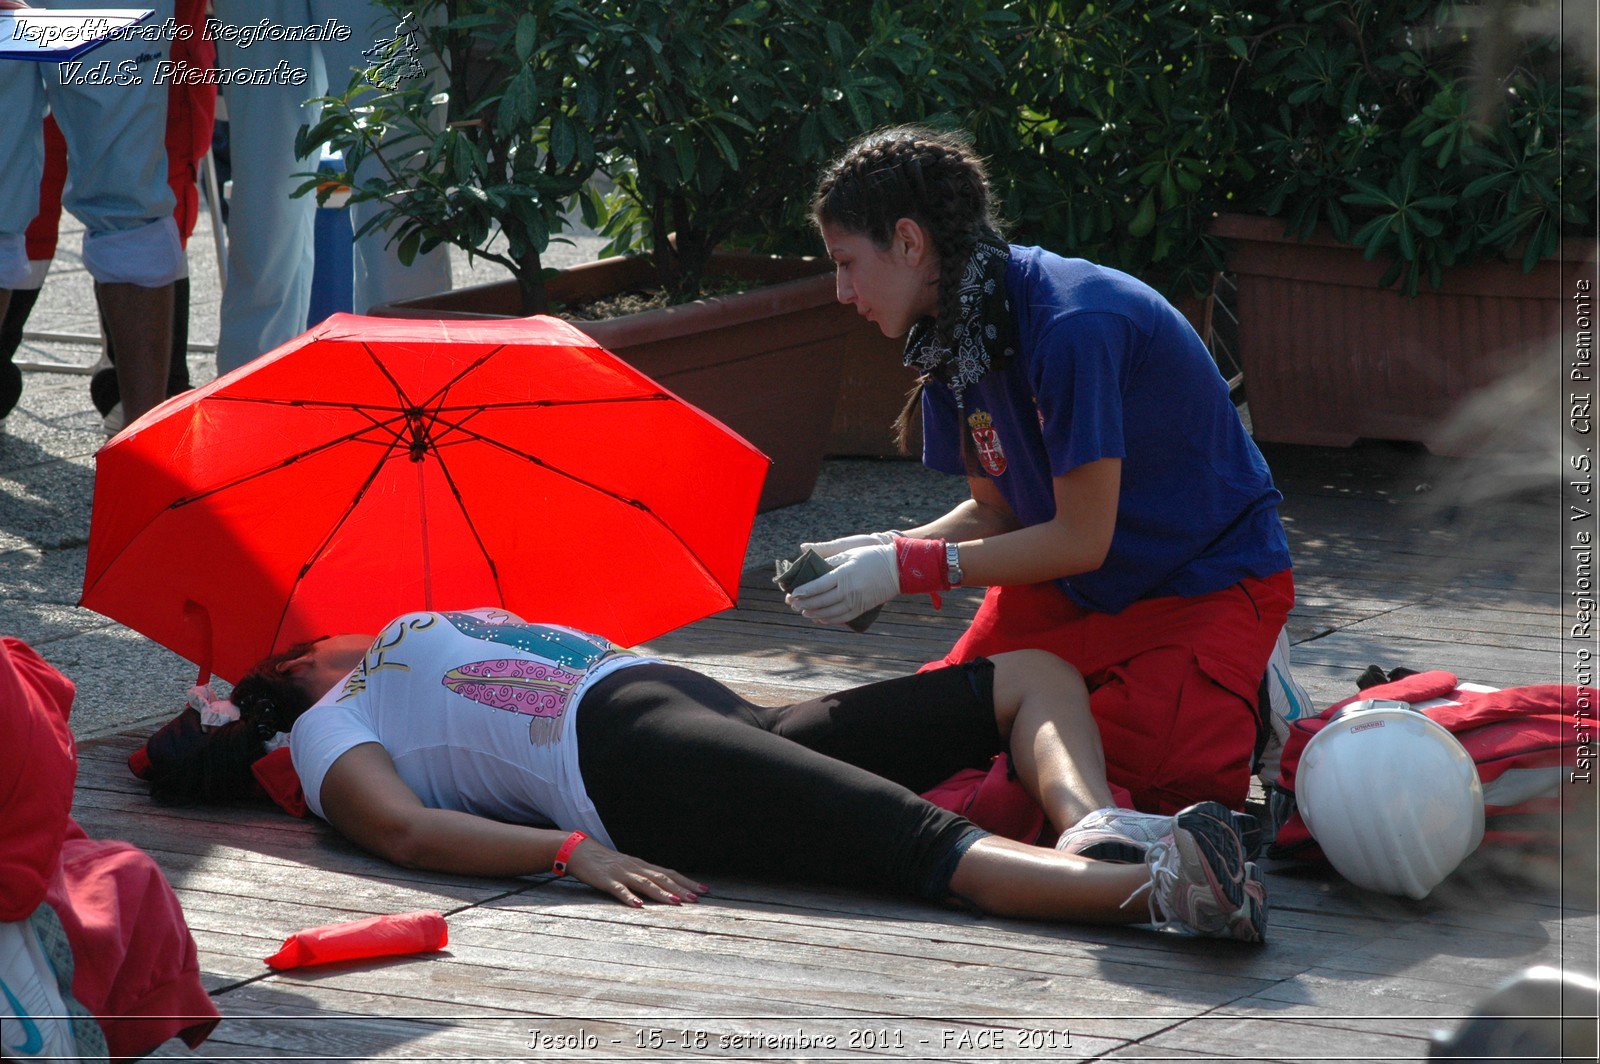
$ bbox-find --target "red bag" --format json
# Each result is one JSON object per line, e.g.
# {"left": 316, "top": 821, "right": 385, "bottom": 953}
{"left": 920, "top": 754, "right": 1135, "bottom": 845}
{"left": 1268, "top": 671, "right": 1585, "bottom": 862}
{"left": 922, "top": 756, "right": 1049, "bottom": 844}
{"left": 264, "top": 910, "right": 448, "bottom": 970}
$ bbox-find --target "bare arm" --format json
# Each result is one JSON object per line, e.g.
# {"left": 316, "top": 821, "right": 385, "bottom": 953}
{"left": 950, "top": 458, "right": 1121, "bottom": 588}
{"left": 902, "top": 476, "right": 1022, "bottom": 541}
{"left": 318, "top": 742, "right": 705, "bottom": 906}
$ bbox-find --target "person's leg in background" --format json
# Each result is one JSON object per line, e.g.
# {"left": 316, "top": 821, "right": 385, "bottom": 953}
{"left": 0, "top": 116, "right": 64, "bottom": 427}
{"left": 157, "top": 0, "right": 215, "bottom": 399}
{"left": 47, "top": 0, "right": 182, "bottom": 425}
{"left": 0, "top": 43, "right": 50, "bottom": 428}
{"left": 92, "top": 0, "right": 215, "bottom": 426}
{"left": 315, "top": 0, "right": 452, "bottom": 313}
{"left": 210, "top": 0, "right": 318, "bottom": 374}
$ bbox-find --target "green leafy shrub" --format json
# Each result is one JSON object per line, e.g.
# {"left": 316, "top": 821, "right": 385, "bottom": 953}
{"left": 972, "top": 0, "right": 1256, "bottom": 298}
{"left": 298, "top": 0, "right": 1007, "bottom": 311}
{"left": 296, "top": 0, "right": 629, "bottom": 313}
{"left": 1228, "top": 0, "right": 1594, "bottom": 292}
{"left": 964, "top": 0, "right": 1591, "bottom": 296}
{"left": 587, "top": 0, "right": 1012, "bottom": 301}
{"left": 297, "top": 1, "right": 1593, "bottom": 310}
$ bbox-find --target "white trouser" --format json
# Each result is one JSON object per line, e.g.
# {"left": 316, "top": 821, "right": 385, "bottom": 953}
{"left": 0, "top": 0, "right": 183, "bottom": 290}
{"left": 211, "top": 0, "right": 452, "bottom": 373}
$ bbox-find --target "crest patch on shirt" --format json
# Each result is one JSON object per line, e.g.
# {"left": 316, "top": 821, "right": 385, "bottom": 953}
{"left": 967, "top": 409, "right": 1007, "bottom": 476}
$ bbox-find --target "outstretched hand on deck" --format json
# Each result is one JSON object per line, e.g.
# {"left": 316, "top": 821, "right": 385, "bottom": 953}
{"left": 564, "top": 840, "right": 709, "bottom": 908}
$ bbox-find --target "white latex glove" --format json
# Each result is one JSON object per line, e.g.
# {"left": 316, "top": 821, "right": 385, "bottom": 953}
{"left": 799, "top": 530, "right": 899, "bottom": 560}
{"left": 785, "top": 542, "right": 900, "bottom": 624}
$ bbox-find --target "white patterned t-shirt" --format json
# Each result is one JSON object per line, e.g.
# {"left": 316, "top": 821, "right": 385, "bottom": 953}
{"left": 289, "top": 609, "right": 657, "bottom": 846}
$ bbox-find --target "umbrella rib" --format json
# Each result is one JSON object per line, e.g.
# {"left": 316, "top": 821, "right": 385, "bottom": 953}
{"left": 199, "top": 397, "right": 411, "bottom": 449}
{"left": 419, "top": 344, "right": 508, "bottom": 411}
{"left": 427, "top": 446, "right": 507, "bottom": 607}
{"left": 266, "top": 433, "right": 408, "bottom": 657}
{"left": 206, "top": 395, "right": 405, "bottom": 414}
{"left": 426, "top": 395, "right": 675, "bottom": 450}
{"left": 442, "top": 424, "right": 725, "bottom": 594}
{"left": 431, "top": 394, "right": 674, "bottom": 413}
{"left": 361, "top": 341, "right": 420, "bottom": 410}
{"left": 168, "top": 415, "right": 410, "bottom": 510}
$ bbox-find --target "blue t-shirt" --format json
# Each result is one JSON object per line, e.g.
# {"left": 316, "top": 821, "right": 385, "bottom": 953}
{"left": 922, "top": 245, "right": 1291, "bottom": 613}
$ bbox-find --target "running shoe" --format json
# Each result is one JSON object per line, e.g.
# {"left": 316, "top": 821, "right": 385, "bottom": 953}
{"left": 1127, "top": 800, "right": 1267, "bottom": 943}
{"left": 1057, "top": 805, "right": 1262, "bottom": 863}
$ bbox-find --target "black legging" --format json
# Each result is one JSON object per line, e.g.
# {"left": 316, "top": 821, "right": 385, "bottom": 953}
{"left": 575, "top": 660, "right": 1002, "bottom": 899}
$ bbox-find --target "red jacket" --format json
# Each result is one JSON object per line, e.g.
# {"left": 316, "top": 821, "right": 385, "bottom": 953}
{"left": 1, "top": 637, "right": 219, "bottom": 1059}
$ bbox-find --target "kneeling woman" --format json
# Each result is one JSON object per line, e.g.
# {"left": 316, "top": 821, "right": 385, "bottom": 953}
{"left": 210, "top": 608, "right": 1265, "bottom": 941}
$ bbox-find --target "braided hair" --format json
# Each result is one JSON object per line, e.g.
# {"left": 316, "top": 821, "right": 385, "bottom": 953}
{"left": 145, "top": 640, "right": 323, "bottom": 804}
{"left": 813, "top": 126, "right": 1004, "bottom": 453}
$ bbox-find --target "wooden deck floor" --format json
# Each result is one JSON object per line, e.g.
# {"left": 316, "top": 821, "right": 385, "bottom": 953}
{"left": 71, "top": 445, "right": 1595, "bottom": 1062}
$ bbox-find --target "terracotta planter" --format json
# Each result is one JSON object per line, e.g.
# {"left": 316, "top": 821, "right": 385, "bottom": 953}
{"left": 828, "top": 326, "right": 922, "bottom": 458}
{"left": 1215, "top": 213, "right": 1592, "bottom": 453}
{"left": 369, "top": 253, "right": 851, "bottom": 511}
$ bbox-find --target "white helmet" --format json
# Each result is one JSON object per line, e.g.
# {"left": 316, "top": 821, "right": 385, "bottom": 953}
{"left": 1297, "top": 699, "right": 1484, "bottom": 899}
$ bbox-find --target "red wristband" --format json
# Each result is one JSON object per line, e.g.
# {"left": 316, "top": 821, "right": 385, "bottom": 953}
{"left": 551, "top": 830, "right": 588, "bottom": 876}
{"left": 894, "top": 536, "right": 951, "bottom": 599}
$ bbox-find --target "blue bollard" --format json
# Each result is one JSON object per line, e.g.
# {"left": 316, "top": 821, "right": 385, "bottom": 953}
{"left": 307, "top": 147, "right": 354, "bottom": 329}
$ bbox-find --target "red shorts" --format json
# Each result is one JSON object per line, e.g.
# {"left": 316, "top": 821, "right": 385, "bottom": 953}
{"left": 928, "top": 570, "right": 1294, "bottom": 814}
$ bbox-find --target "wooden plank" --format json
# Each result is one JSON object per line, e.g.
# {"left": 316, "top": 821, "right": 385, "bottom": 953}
{"left": 1227, "top": 969, "right": 1543, "bottom": 1040}
{"left": 1136, "top": 1014, "right": 1431, "bottom": 1061}
{"left": 1288, "top": 628, "right": 1561, "bottom": 686}
{"left": 1098, "top": 1045, "right": 1296, "bottom": 1060}
{"left": 482, "top": 878, "right": 1362, "bottom": 992}
{"left": 459, "top": 892, "right": 1282, "bottom": 1008}
{"left": 67, "top": 793, "right": 522, "bottom": 902}
{"left": 202, "top": 979, "right": 1129, "bottom": 1062}
{"left": 258, "top": 925, "right": 1143, "bottom": 1053}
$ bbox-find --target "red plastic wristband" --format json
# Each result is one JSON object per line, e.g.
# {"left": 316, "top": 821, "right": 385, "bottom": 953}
{"left": 551, "top": 830, "right": 588, "bottom": 876}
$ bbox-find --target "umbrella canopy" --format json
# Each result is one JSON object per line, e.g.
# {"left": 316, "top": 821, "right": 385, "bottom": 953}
{"left": 82, "top": 313, "right": 768, "bottom": 682}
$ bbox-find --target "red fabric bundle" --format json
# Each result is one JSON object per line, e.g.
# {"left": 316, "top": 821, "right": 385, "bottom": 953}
{"left": 2, "top": 637, "right": 219, "bottom": 1058}
{"left": 264, "top": 911, "right": 449, "bottom": 970}
{"left": 920, "top": 753, "right": 1134, "bottom": 844}
{"left": 0, "top": 637, "right": 77, "bottom": 921}
{"left": 251, "top": 746, "right": 309, "bottom": 817}
{"left": 47, "top": 827, "right": 221, "bottom": 1057}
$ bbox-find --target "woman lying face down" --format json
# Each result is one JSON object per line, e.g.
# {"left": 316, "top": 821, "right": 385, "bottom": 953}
{"left": 168, "top": 608, "right": 1267, "bottom": 941}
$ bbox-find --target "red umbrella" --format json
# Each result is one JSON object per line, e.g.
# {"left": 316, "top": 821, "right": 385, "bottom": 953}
{"left": 81, "top": 314, "right": 768, "bottom": 683}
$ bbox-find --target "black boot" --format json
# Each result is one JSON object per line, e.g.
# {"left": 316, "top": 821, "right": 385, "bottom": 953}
{"left": 1, "top": 287, "right": 43, "bottom": 421}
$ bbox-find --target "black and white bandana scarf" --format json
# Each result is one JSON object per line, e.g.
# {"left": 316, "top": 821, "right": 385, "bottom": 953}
{"left": 902, "top": 236, "right": 1016, "bottom": 408}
